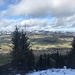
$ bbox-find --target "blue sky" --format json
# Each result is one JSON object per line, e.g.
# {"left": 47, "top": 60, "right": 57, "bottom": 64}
{"left": 0, "top": 0, "right": 75, "bottom": 32}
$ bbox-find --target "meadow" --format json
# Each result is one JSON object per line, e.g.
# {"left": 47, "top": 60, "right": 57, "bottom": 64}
{"left": 0, "top": 34, "right": 73, "bottom": 65}
{"left": 29, "top": 34, "right": 72, "bottom": 50}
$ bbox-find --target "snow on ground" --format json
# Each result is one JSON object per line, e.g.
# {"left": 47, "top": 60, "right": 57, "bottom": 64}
{"left": 26, "top": 69, "right": 75, "bottom": 75}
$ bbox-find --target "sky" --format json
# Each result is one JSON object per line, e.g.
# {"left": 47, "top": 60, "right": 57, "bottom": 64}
{"left": 0, "top": 0, "right": 75, "bottom": 32}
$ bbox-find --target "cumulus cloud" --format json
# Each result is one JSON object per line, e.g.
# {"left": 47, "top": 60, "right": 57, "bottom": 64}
{"left": 20, "top": 19, "right": 49, "bottom": 27}
{"left": 1, "top": 0, "right": 75, "bottom": 31}
{"left": 0, "top": 18, "right": 22, "bottom": 31}
{"left": 0, "top": 18, "right": 56, "bottom": 31}
{"left": 0, "top": 17, "right": 75, "bottom": 31}
{"left": 1, "top": 0, "right": 75, "bottom": 17}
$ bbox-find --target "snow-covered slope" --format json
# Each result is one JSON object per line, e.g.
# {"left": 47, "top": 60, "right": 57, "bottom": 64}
{"left": 26, "top": 69, "right": 75, "bottom": 75}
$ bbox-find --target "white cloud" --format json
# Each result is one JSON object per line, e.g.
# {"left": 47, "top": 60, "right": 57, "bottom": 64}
{"left": 19, "top": 18, "right": 75, "bottom": 31}
{"left": 0, "top": 18, "right": 55, "bottom": 31}
{"left": 0, "top": 18, "right": 22, "bottom": 31}
{"left": 1, "top": 0, "right": 75, "bottom": 17}
{"left": 20, "top": 19, "right": 49, "bottom": 27}
{"left": 1, "top": 0, "right": 75, "bottom": 31}
{"left": 0, "top": 17, "right": 75, "bottom": 31}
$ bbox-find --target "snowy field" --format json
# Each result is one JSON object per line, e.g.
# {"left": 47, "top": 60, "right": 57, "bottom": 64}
{"left": 26, "top": 69, "right": 75, "bottom": 75}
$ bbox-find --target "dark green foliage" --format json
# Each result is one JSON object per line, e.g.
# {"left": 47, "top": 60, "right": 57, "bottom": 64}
{"left": 67, "top": 52, "right": 72, "bottom": 68}
{"left": 46, "top": 54, "right": 51, "bottom": 68}
{"left": 59, "top": 54, "right": 65, "bottom": 68}
{"left": 55, "top": 51, "right": 60, "bottom": 68}
{"left": 36, "top": 53, "right": 66, "bottom": 71}
{"left": 11, "top": 27, "right": 34, "bottom": 72}
{"left": 42, "top": 54, "right": 47, "bottom": 70}
{"left": 11, "top": 26, "right": 21, "bottom": 69}
{"left": 36, "top": 54, "right": 52, "bottom": 70}
{"left": 67, "top": 37, "right": 75, "bottom": 68}
{"left": 55, "top": 51, "right": 65, "bottom": 68}
{"left": 37, "top": 55, "right": 44, "bottom": 70}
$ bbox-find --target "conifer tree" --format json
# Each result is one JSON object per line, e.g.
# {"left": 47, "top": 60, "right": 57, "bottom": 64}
{"left": 46, "top": 54, "right": 51, "bottom": 69}
{"left": 11, "top": 26, "right": 21, "bottom": 69}
{"left": 42, "top": 54, "right": 46, "bottom": 69}
{"left": 55, "top": 51, "right": 60, "bottom": 68}
{"left": 67, "top": 37, "right": 75, "bottom": 68}
{"left": 59, "top": 54, "right": 64, "bottom": 68}
{"left": 11, "top": 27, "right": 34, "bottom": 72}
{"left": 38, "top": 55, "right": 43, "bottom": 70}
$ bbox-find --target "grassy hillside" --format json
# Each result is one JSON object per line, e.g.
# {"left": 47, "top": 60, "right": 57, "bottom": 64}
{"left": 0, "top": 34, "right": 73, "bottom": 66}
{"left": 29, "top": 34, "right": 72, "bottom": 50}
{"left": 0, "top": 34, "right": 73, "bottom": 51}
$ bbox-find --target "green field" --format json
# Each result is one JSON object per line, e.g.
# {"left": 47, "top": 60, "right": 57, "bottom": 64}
{"left": 29, "top": 34, "right": 72, "bottom": 50}
{"left": 0, "top": 54, "right": 11, "bottom": 66}
{"left": 0, "top": 34, "right": 73, "bottom": 65}
{"left": 0, "top": 34, "right": 73, "bottom": 51}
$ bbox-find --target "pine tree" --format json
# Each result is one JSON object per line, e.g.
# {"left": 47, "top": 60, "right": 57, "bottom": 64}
{"left": 11, "top": 26, "right": 21, "bottom": 69}
{"left": 67, "top": 51, "right": 72, "bottom": 68}
{"left": 19, "top": 30, "right": 34, "bottom": 71}
{"left": 38, "top": 55, "right": 43, "bottom": 70}
{"left": 59, "top": 54, "right": 64, "bottom": 68}
{"left": 67, "top": 37, "right": 75, "bottom": 68}
{"left": 11, "top": 27, "right": 35, "bottom": 72}
{"left": 42, "top": 54, "right": 46, "bottom": 70}
{"left": 55, "top": 51, "right": 60, "bottom": 68}
{"left": 46, "top": 54, "right": 51, "bottom": 69}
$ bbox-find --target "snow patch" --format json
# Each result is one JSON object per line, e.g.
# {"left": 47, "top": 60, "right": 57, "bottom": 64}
{"left": 26, "top": 69, "right": 75, "bottom": 75}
